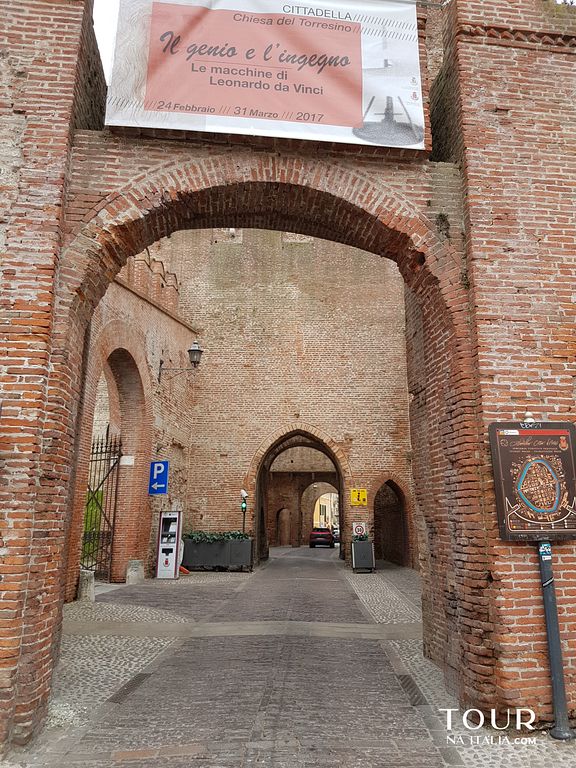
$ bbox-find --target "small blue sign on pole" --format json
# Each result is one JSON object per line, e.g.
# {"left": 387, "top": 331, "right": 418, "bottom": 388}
{"left": 149, "top": 460, "right": 169, "bottom": 495}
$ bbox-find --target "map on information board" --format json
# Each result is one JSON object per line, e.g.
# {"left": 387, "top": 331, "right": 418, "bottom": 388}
{"left": 489, "top": 422, "right": 576, "bottom": 541}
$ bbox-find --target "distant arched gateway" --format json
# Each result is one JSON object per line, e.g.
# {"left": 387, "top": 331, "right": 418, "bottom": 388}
{"left": 251, "top": 429, "right": 344, "bottom": 557}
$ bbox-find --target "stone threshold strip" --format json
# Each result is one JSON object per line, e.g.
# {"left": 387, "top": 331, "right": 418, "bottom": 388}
{"left": 62, "top": 618, "right": 423, "bottom": 641}
{"left": 33, "top": 736, "right": 435, "bottom": 766}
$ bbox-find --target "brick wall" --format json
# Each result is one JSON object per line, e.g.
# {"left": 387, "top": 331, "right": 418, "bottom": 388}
{"left": 64, "top": 255, "right": 197, "bottom": 598}
{"left": 437, "top": 0, "right": 576, "bottom": 717}
{"left": 0, "top": 0, "right": 102, "bottom": 747}
{"left": 149, "top": 229, "right": 413, "bottom": 558}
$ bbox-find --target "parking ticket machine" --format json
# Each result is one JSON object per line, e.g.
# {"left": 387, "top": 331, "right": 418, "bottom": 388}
{"left": 156, "top": 510, "right": 182, "bottom": 579}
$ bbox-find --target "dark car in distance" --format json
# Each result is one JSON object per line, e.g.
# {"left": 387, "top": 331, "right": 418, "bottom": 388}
{"left": 309, "top": 527, "right": 335, "bottom": 548}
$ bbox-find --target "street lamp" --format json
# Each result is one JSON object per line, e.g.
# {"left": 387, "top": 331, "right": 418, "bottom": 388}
{"left": 158, "top": 341, "right": 203, "bottom": 382}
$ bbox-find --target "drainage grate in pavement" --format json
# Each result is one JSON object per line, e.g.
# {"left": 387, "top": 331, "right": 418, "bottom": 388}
{"left": 108, "top": 673, "right": 151, "bottom": 704}
{"left": 398, "top": 674, "right": 427, "bottom": 706}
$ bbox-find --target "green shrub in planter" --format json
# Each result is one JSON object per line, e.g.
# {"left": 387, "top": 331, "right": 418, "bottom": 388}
{"left": 183, "top": 530, "right": 250, "bottom": 543}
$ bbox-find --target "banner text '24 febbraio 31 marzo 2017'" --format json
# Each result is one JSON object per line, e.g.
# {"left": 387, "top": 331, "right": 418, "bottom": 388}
{"left": 105, "top": 0, "right": 425, "bottom": 149}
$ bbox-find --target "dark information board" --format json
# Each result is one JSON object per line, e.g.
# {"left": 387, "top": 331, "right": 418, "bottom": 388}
{"left": 489, "top": 421, "right": 576, "bottom": 541}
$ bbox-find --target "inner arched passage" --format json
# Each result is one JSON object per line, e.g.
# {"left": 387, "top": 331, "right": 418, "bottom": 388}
{"left": 255, "top": 434, "right": 342, "bottom": 559}
{"left": 303, "top": 484, "right": 339, "bottom": 545}
{"left": 32, "top": 156, "right": 491, "bottom": 728}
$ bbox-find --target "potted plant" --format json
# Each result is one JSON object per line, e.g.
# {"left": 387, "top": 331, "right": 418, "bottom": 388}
{"left": 182, "top": 530, "right": 252, "bottom": 570}
{"left": 351, "top": 533, "right": 375, "bottom": 572}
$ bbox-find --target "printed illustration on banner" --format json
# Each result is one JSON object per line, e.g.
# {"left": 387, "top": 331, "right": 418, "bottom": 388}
{"left": 106, "top": 0, "right": 425, "bottom": 149}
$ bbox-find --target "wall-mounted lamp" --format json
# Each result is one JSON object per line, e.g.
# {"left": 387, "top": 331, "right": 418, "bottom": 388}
{"left": 158, "top": 341, "right": 204, "bottom": 382}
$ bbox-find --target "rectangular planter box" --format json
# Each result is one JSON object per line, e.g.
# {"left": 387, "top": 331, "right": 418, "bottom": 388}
{"left": 183, "top": 539, "right": 252, "bottom": 570}
{"left": 229, "top": 539, "right": 253, "bottom": 568}
{"left": 351, "top": 540, "right": 375, "bottom": 572}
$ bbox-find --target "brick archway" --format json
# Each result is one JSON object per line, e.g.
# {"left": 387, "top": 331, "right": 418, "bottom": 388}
{"left": 245, "top": 425, "right": 346, "bottom": 558}
{"left": 4, "top": 0, "right": 576, "bottom": 749}
{"left": 367, "top": 472, "right": 418, "bottom": 570}
{"left": 11, "top": 153, "right": 490, "bottom": 746}
{"left": 59, "top": 155, "right": 453, "bottom": 317}
{"left": 243, "top": 420, "right": 352, "bottom": 497}
{"left": 63, "top": 319, "right": 154, "bottom": 600}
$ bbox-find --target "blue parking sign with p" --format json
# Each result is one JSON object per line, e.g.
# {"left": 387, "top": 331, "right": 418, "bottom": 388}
{"left": 149, "top": 461, "right": 169, "bottom": 495}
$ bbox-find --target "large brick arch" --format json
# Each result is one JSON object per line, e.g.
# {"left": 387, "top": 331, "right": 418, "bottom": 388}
{"left": 59, "top": 155, "right": 452, "bottom": 317}
{"left": 3, "top": 0, "right": 575, "bottom": 751}
{"left": 243, "top": 420, "right": 353, "bottom": 496}
{"left": 15, "top": 153, "right": 491, "bottom": 747}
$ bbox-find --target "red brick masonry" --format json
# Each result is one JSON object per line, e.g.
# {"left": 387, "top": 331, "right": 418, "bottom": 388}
{"left": 1, "top": 0, "right": 575, "bottom": 750}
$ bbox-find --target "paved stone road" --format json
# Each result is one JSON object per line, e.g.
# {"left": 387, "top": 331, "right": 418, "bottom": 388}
{"left": 5, "top": 548, "right": 576, "bottom": 768}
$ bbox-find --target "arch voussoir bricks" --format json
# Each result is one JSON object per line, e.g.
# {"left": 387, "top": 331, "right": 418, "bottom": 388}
{"left": 64, "top": 158, "right": 462, "bottom": 315}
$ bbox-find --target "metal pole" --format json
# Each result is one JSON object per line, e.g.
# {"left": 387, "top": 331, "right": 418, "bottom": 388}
{"left": 537, "top": 540, "right": 574, "bottom": 740}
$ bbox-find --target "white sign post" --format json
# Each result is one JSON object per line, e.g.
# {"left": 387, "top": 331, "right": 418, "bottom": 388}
{"left": 352, "top": 522, "right": 367, "bottom": 537}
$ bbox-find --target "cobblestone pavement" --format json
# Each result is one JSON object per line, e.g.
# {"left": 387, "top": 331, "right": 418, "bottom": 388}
{"left": 4, "top": 548, "right": 576, "bottom": 767}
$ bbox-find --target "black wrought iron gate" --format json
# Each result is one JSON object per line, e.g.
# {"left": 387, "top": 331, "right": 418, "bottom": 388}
{"left": 81, "top": 435, "right": 122, "bottom": 581}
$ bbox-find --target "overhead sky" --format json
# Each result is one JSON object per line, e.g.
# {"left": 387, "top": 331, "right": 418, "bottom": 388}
{"left": 93, "top": 0, "right": 120, "bottom": 82}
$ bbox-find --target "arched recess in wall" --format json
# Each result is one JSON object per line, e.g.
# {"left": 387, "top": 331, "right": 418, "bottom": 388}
{"left": 105, "top": 348, "right": 152, "bottom": 580}
{"left": 367, "top": 471, "right": 419, "bottom": 570}
{"left": 34, "top": 153, "right": 490, "bottom": 725}
{"left": 373, "top": 480, "right": 411, "bottom": 566}
{"left": 64, "top": 321, "right": 154, "bottom": 599}
{"left": 276, "top": 508, "right": 291, "bottom": 546}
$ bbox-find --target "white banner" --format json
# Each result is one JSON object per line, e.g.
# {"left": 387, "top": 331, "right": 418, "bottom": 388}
{"left": 106, "top": 0, "right": 425, "bottom": 148}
